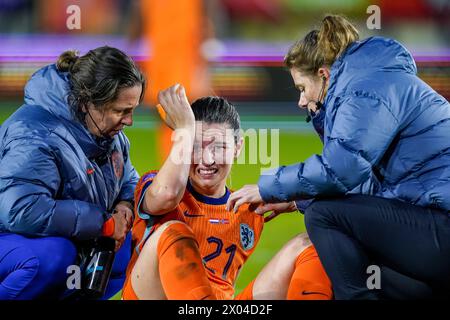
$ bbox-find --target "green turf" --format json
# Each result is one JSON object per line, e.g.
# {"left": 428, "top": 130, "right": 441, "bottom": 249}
{"left": 1, "top": 103, "right": 323, "bottom": 296}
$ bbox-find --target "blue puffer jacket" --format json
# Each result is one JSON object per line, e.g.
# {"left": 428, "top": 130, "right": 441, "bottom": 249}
{"left": 259, "top": 37, "right": 450, "bottom": 212}
{"left": 0, "top": 64, "right": 140, "bottom": 240}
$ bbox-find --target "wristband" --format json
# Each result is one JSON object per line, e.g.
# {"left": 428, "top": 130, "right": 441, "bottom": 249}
{"left": 102, "top": 216, "right": 115, "bottom": 237}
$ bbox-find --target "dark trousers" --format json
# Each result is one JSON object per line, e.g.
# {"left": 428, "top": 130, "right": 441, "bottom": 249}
{"left": 304, "top": 195, "right": 450, "bottom": 300}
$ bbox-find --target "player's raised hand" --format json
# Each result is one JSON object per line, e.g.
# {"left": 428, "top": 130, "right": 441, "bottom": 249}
{"left": 157, "top": 84, "right": 195, "bottom": 130}
{"left": 226, "top": 184, "right": 264, "bottom": 213}
{"left": 254, "top": 201, "right": 297, "bottom": 222}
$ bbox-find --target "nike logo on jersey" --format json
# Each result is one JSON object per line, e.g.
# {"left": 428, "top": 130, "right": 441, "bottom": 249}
{"left": 183, "top": 210, "right": 204, "bottom": 217}
{"left": 301, "top": 290, "right": 329, "bottom": 297}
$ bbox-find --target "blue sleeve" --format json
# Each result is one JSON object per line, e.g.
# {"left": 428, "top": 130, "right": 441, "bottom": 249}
{"left": 295, "top": 199, "right": 314, "bottom": 213}
{"left": 0, "top": 138, "right": 105, "bottom": 240}
{"left": 258, "top": 95, "right": 399, "bottom": 202}
{"left": 117, "top": 135, "right": 139, "bottom": 204}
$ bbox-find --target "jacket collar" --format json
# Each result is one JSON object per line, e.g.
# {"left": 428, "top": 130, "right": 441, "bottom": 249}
{"left": 24, "top": 64, "right": 113, "bottom": 160}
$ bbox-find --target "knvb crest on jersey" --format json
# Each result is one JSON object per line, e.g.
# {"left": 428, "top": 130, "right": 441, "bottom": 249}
{"left": 240, "top": 223, "right": 254, "bottom": 251}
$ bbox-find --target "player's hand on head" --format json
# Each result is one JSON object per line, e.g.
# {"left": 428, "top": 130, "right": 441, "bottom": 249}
{"left": 226, "top": 184, "right": 264, "bottom": 213}
{"left": 157, "top": 84, "right": 195, "bottom": 130}
{"left": 254, "top": 201, "right": 297, "bottom": 223}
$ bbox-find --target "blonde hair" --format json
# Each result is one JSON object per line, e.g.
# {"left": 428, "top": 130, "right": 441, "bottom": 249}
{"left": 284, "top": 15, "right": 359, "bottom": 75}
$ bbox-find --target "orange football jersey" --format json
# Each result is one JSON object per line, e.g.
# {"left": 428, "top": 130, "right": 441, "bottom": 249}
{"left": 126, "top": 171, "right": 265, "bottom": 299}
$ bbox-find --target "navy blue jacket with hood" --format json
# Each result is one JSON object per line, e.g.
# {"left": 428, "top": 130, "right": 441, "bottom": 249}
{"left": 259, "top": 37, "right": 450, "bottom": 212}
{"left": 0, "top": 64, "right": 140, "bottom": 240}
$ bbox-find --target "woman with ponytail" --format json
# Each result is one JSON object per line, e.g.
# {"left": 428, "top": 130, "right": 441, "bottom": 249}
{"left": 0, "top": 47, "right": 145, "bottom": 299}
{"left": 227, "top": 15, "right": 450, "bottom": 299}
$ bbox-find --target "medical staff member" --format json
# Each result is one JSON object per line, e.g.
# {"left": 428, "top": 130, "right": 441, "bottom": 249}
{"left": 0, "top": 46, "right": 145, "bottom": 299}
{"left": 227, "top": 15, "right": 450, "bottom": 299}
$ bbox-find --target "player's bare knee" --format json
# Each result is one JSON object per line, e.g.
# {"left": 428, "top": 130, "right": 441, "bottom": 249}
{"left": 285, "top": 232, "right": 312, "bottom": 256}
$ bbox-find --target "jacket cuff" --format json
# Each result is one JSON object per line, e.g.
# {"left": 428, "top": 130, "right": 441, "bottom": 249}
{"left": 52, "top": 200, "right": 105, "bottom": 240}
{"left": 294, "top": 199, "right": 314, "bottom": 214}
{"left": 258, "top": 167, "right": 285, "bottom": 203}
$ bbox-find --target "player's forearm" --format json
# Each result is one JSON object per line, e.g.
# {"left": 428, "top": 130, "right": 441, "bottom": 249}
{"left": 144, "top": 127, "right": 195, "bottom": 214}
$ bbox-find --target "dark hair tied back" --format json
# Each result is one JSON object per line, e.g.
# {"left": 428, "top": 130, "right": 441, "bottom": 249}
{"left": 56, "top": 50, "right": 79, "bottom": 72}
{"left": 55, "top": 46, "right": 146, "bottom": 123}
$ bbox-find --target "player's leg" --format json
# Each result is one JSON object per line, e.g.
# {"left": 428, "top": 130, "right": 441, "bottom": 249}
{"left": 122, "top": 223, "right": 166, "bottom": 300}
{"left": 125, "top": 221, "right": 215, "bottom": 300}
{"left": 241, "top": 233, "right": 312, "bottom": 299}
{"left": 286, "top": 244, "right": 333, "bottom": 300}
{"left": 235, "top": 233, "right": 332, "bottom": 300}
